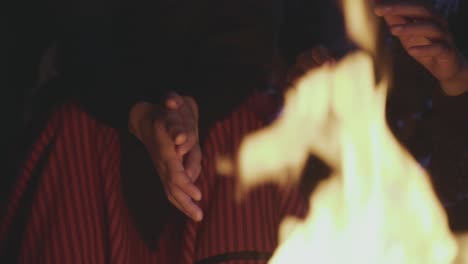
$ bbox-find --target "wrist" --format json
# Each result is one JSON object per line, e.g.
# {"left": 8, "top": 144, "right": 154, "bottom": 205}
{"left": 440, "top": 57, "right": 468, "bottom": 96}
{"left": 128, "top": 101, "right": 156, "bottom": 141}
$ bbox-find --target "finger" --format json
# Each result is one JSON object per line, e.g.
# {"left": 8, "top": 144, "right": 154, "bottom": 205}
{"left": 194, "top": 164, "right": 202, "bottom": 182}
{"left": 377, "top": 8, "right": 409, "bottom": 27}
{"left": 173, "top": 131, "right": 188, "bottom": 146}
{"left": 407, "top": 43, "right": 453, "bottom": 59}
{"left": 169, "top": 186, "right": 203, "bottom": 221}
{"left": 375, "top": 4, "right": 434, "bottom": 18}
{"left": 167, "top": 193, "right": 186, "bottom": 214}
{"left": 175, "top": 129, "right": 197, "bottom": 156}
{"left": 167, "top": 192, "right": 203, "bottom": 222}
{"left": 375, "top": 5, "right": 410, "bottom": 26}
{"left": 170, "top": 97, "right": 198, "bottom": 151}
{"left": 161, "top": 156, "right": 186, "bottom": 183}
{"left": 153, "top": 101, "right": 187, "bottom": 146}
{"left": 174, "top": 98, "right": 199, "bottom": 155}
{"left": 175, "top": 176, "right": 202, "bottom": 201}
{"left": 165, "top": 92, "right": 184, "bottom": 110}
{"left": 166, "top": 158, "right": 202, "bottom": 200}
{"left": 164, "top": 111, "right": 192, "bottom": 146}
{"left": 165, "top": 117, "right": 187, "bottom": 145}
{"left": 375, "top": 4, "right": 447, "bottom": 27}
{"left": 390, "top": 22, "right": 447, "bottom": 41}
{"left": 153, "top": 120, "right": 179, "bottom": 161}
{"left": 183, "top": 144, "right": 202, "bottom": 182}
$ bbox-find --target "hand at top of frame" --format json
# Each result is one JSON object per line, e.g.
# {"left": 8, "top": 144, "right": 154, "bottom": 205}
{"left": 376, "top": 3, "right": 468, "bottom": 96}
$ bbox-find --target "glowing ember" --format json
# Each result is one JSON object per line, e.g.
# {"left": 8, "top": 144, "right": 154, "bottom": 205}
{"left": 233, "top": 0, "right": 468, "bottom": 263}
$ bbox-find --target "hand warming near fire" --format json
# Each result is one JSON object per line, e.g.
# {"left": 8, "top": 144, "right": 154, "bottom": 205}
{"left": 130, "top": 46, "right": 334, "bottom": 223}
{"left": 5, "top": 0, "right": 468, "bottom": 263}
{"left": 113, "top": 3, "right": 468, "bottom": 229}
{"left": 123, "top": 15, "right": 468, "bottom": 224}
{"left": 129, "top": 93, "right": 204, "bottom": 222}
{"left": 375, "top": 3, "right": 468, "bottom": 96}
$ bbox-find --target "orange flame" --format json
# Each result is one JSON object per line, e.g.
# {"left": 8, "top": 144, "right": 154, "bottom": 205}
{"left": 234, "top": 0, "right": 468, "bottom": 262}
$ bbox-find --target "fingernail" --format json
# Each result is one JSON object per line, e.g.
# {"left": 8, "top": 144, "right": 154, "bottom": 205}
{"left": 195, "top": 192, "right": 202, "bottom": 201}
{"left": 178, "top": 145, "right": 189, "bottom": 156}
{"left": 166, "top": 99, "right": 180, "bottom": 109}
{"left": 175, "top": 133, "right": 186, "bottom": 145}
{"left": 195, "top": 211, "right": 203, "bottom": 222}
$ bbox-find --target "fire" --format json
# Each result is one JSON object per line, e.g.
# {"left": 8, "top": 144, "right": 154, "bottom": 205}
{"left": 234, "top": 0, "right": 468, "bottom": 263}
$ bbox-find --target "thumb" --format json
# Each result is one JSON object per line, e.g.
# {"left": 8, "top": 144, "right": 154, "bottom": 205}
{"left": 165, "top": 92, "right": 184, "bottom": 110}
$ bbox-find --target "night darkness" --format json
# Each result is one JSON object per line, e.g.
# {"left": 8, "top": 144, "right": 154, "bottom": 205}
{"left": 3, "top": 0, "right": 468, "bottom": 262}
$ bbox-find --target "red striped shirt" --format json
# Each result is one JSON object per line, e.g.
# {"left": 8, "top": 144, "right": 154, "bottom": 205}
{"left": 1, "top": 95, "right": 306, "bottom": 263}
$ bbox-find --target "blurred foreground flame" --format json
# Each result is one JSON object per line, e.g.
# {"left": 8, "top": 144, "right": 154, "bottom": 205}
{"left": 232, "top": 0, "right": 468, "bottom": 263}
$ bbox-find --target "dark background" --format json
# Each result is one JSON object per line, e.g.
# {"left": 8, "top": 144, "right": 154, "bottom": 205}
{"left": 3, "top": 0, "right": 468, "bottom": 229}
{"left": 3, "top": 0, "right": 347, "bottom": 173}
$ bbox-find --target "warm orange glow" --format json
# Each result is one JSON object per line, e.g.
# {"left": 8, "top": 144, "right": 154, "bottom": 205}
{"left": 342, "top": 0, "right": 377, "bottom": 52}
{"left": 238, "top": 51, "right": 459, "bottom": 264}
{"left": 232, "top": 0, "right": 468, "bottom": 263}
{"left": 455, "top": 234, "right": 468, "bottom": 263}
